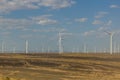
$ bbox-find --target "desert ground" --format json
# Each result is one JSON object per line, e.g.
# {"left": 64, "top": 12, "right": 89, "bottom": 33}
{"left": 0, "top": 53, "right": 120, "bottom": 80}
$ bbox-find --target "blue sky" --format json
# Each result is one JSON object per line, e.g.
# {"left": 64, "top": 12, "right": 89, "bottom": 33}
{"left": 0, "top": 0, "right": 120, "bottom": 52}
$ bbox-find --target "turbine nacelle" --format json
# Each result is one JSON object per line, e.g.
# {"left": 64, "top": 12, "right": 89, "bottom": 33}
{"left": 104, "top": 31, "right": 114, "bottom": 36}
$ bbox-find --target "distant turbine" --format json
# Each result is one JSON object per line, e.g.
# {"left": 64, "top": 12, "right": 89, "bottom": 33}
{"left": 105, "top": 31, "right": 114, "bottom": 54}
{"left": 103, "top": 48, "right": 107, "bottom": 53}
{"left": 83, "top": 44, "right": 87, "bottom": 53}
{"left": 115, "top": 43, "right": 119, "bottom": 53}
{"left": 113, "top": 42, "right": 117, "bottom": 53}
{"left": 25, "top": 40, "right": 28, "bottom": 54}
{"left": 47, "top": 47, "right": 50, "bottom": 53}
{"left": 94, "top": 46, "right": 97, "bottom": 53}
{"left": 72, "top": 48, "right": 75, "bottom": 53}
{"left": 58, "top": 31, "right": 72, "bottom": 54}
{"left": 58, "top": 32, "right": 63, "bottom": 54}
{"left": 76, "top": 47, "right": 80, "bottom": 53}
{"left": 42, "top": 47, "right": 44, "bottom": 53}
{"left": 2, "top": 41, "right": 4, "bottom": 53}
{"left": 117, "top": 45, "right": 120, "bottom": 53}
{"left": 13, "top": 47, "right": 16, "bottom": 53}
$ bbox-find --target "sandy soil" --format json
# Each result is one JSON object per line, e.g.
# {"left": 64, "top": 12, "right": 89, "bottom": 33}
{"left": 0, "top": 53, "right": 120, "bottom": 80}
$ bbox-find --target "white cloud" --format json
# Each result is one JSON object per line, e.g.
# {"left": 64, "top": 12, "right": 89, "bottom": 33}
{"left": 113, "top": 30, "right": 120, "bottom": 35}
{"left": 20, "top": 34, "right": 48, "bottom": 39}
{"left": 0, "top": 17, "right": 34, "bottom": 30}
{"left": 38, "top": 19, "right": 57, "bottom": 25}
{"left": 31, "top": 15, "right": 58, "bottom": 25}
{"left": 110, "top": 5, "right": 120, "bottom": 8}
{"left": 20, "top": 34, "right": 33, "bottom": 39}
{"left": 0, "top": 31, "right": 11, "bottom": 36}
{"left": 0, "top": 14, "right": 58, "bottom": 31}
{"left": 92, "top": 20, "right": 103, "bottom": 25}
{"left": 97, "top": 20, "right": 112, "bottom": 31}
{"left": 82, "top": 28, "right": 109, "bottom": 38}
{"left": 84, "top": 19, "right": 113, "bottom": 38}
{"left": 38, "top": 0, "right": 75, "bottom": 9}
{"left": 0, "top": 0, "right": 75, "bottom": 13}
{"left": 106, "top": 20, "right": 112, "bottom": 26}
{"left": 82, "top": 30, "right": 95, "bottom": 36}
{"left": 95, "top": 11, "right": 108, "bottom": 18}
{"left": 32, "top": 28, "right": 66, "bottom": 33}
{"left": 75, "top": 18, "right": 88, "bottom": 23}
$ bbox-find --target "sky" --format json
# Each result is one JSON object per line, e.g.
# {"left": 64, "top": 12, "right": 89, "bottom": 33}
{"left": 0, "top": 0, "right": 120, "bottom": 53}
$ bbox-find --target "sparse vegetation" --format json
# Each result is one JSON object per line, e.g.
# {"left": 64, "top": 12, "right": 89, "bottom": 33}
{"left": 0, "top": 53, "right": 120, "bottom": 80}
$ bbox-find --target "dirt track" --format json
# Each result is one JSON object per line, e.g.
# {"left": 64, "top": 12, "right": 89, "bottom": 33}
{"left": 0, "top": 53, "right": 120, "bottom": 80}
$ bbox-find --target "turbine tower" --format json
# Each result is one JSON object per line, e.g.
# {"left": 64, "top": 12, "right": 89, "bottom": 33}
{"left": 58, "top": 32, "right": 63, "bottom": 54}
{"left": 2, "top": 41, "right": 4, "bottom": 53}
{"left": 13, "top": 47, "right": 16, "bottom": 53}
{"left": 25, "top": 40, "right": 28, "bottom": 54}
{"left": 94, "top": 46, "right": 97, "bottom": 53}
{"left": 117, "top": 45, "right": 120, "bottom": 53}
{"left": 83, "top": 44, "right": 87, "bottom": 53}
{"left": 42, "top": 47, "right": 44, "bottom": 53}
{"left": 105, "top": 31, "right": 114, "bottom": 54}
{"left": 58, "top": 31, "right": 72, "bottom": 54}
{"left": 114, "top": 42, "right": 117, "bottom": 53}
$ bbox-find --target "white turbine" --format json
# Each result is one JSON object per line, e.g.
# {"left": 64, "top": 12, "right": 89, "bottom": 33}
{"left": 113, "top": 42, "right": 117, "bottom": 53}
{"left": 47, "top": 47, "right": 50, "bottom": 53}
{"left": 117, "top": 44, "right": 119, "bottom": 53}
{"left": 83, "top": 44, "right": 87, "bottom": 53}
{"left": 72, "top": 48, "right": 75, "bottom": 53}
{"left": 2, "top": 41, "right": 4, "bottom": 53}
{"left": 13, "top": 47, "right": 16, "bottom": 53}
{"left": 25, "top": 40, "right": 28, "bottom": 54}
{"left": 58, "top": 31, "right": 72, "bottom": 54}
{"left": 58, "top": 32, "right": 63, "bottom": 54}
{"left": 105, "top": 31, "right": 114, "bottom": 54}
{"left": 42, "top": 47, "right": 44, "bottom": 53}
{"left": 1, "top": 41, "right": 6, "bottom": 53}
{"left": 94, "top": 46, "right": 97, "bottom": 53}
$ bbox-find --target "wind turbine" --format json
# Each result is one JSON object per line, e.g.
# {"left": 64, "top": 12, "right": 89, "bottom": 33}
{"left": 13, "top": 47, "right": 16, "bottom": 53}
{"left": 83, "top": 43, "right": 87, "bottom": 53}
{"left": 2, "top": 41, "right": 4, "bottom": 53}
{"left": 58, "top": 31, "right": 72, "bottom": 54}
{"left": 72, "top": 48, "right": 75, "bottom": 53}
{"left": 117, "top": 44, "right": 119, "bottom": 53}
{"left": 58, "top": 32, "right": 63, "bottom": 54}
{"left": 25, "top": 40, "right": 28, "bottom": 54}
{"left": 105, "top": 31, "right": 114, "bottom": 54}
{"left": 94, "top": 46, "right": 97, "bottom": 53}
{"left": 47, "top": 47, "right": 50, "bottom": 53}
{"left": 42, "top": 47, "right": 44, "bottom": 53}
{"left": 113, "top": 42, "right": 117, "bottom": 53}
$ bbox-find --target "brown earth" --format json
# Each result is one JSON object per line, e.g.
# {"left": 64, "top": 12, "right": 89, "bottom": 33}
{"left": 0, "top": 53, "right": 120, "bottom": 80}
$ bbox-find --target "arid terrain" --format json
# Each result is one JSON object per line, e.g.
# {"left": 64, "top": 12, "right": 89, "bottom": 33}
{"left": 0, "top": 53, "right": 120, "bottom": 80}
